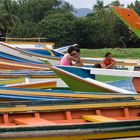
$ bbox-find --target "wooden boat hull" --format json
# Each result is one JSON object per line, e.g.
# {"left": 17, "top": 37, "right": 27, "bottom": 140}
{"left": 0, "top": 70, "right": 57, "bottom": 78}
{"left": 51, "top": 66, "right": 138, "bottom": 94}
{"left": 0, "top": 99, "right": 140, "bottom": 139}
{"left": 0, "top": 58, "right": 50, "bottom": 70}
{"left": 0, "top": 42, "right": 42, "bottom": 63}
{"left": 6, "top": 41, "right": 54, "bottom": 49}
{"left": 131, "top": 66, "right": 140, "bottom": 93}
{"left": 42, "top": 55, "right": 139, "bottom": 66}
{"left": 0, "top": 86, "right": 139, "bottom": 100}
{"left": 1, "top": 121, "right": 140, "bottom": 140}
{"left": 0, "top": 78, "right": 25, "bottom": 85}
{"left": 7, "top": 81, "right": 56, "bottom": 89}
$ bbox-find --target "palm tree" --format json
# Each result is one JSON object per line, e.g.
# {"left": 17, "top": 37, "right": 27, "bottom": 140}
{"left": 0, "top": 0, "right": 19, "bottom": 37}
{"left": 1, "top": 0, "right": 17, "bottom": 24}
{"left": 128, "top": 0, "right": 140, "bottom": 16}
{"left": 93, "top": 0, "right": 109, "bottom": 18}
{"left": 0, "top": 10, "right": 7, "bottom": 30}
{"left": 62, "top": 2, "right": 74, "bottom": 12}
{"left": 110, "top": 0, "right": 122, "bottom": 6}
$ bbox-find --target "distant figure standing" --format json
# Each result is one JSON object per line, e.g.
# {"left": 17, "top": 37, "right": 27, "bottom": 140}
{"left": 102, "top": 52, "right": 116, "bottom": 69}
{"left": 60, "top": 46, "right": 83, "bottom": 67}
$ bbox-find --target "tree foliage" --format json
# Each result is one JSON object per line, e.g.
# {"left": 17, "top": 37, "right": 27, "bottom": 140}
{"left": 0, "top": 0, "right": 140, "bottom": 48}
{"left": 38, "top": 11, "right": 77, "bottom": 46}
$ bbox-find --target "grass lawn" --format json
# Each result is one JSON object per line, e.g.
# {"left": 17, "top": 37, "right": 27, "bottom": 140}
{"left": 81, "top": 48, "right": 140, "bottom": 59}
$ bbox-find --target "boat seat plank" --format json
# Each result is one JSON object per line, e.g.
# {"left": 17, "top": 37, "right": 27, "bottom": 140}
{"left": 14, "top": 117, "right": 56, "bottom": 125}
{"left": 83, "top": 115, "right": 118, "bottom": 122}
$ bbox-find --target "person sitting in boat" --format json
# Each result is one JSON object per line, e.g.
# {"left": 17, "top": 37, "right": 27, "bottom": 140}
{"left": 60, "top": 46, "right": 83, "bottom": 67}
{"left": 75, "top": 47, "right": 84, "bottom": 65}
{"left": 102, "top": 52, "right": 116, "bottom": 69}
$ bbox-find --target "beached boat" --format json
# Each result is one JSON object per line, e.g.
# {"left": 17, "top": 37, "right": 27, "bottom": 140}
{"left": 5, "top": 80, "right": 56, "bottom": 89}
{"left": 40, "top": 54, "right": 139, "bottom": 68}
{"left": 0, "top": 86, "right": 139, "bottom": 100}
{"left": 0, "top": 99, "right": 140, "bottom": 139}
{"left": 6, "top": 40, "right": 137, "bottom": 67}
{"left": 0, "top": 42, "right": 43, "bottom": 63}
{"left": 6, "top": 38, "right": 54, "bottom": 49}
{"left": 0, "top": 69, "right": 67, "bottom": 88}
{"left": 82, "top": 57, "right": 140, "bottom": 67}
{"left": 0, "top": 92, "right": 75, "bottom": 101}
{"left": 6, "top": 38, "right": 72, "bottom": 53}
{"left": 23, "top": 44, "right": 77, "bottom": 58}
{"left": 0, "top": 78, "right": 25, "bottom": 85}
{"left": 7, "top": 41, "right": 136, "bottom": 67}
{"left": 0, "top": 58, "right": 49, "bottom": 70}
{"left": 51, "top": 66, "right": 140, "bottom": 94}
{"left": 7, "top": 39, "right": 76, "bottom": 57}
{"left": 0, "top": 69, "right": 57, "bottom": 78}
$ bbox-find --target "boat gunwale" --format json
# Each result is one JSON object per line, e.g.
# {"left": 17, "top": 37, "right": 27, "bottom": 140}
{"left": 0, "top": 100, "right": 140, "bottom": 113}
{"left": 0, "top": 119, "right": 140, "bottom": 135}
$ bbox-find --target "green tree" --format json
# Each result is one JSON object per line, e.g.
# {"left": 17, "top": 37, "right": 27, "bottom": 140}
{"left": 128, "top": 0, "right": 140, "bottom": 16}
{"left": 93, "top": 0, "right": 109, "bottom": 19}
{"left": 110, "top": 0, "right": 123, "bottom": 6}
{"left": 15, "top": 0, "right": 61, "bottom": 23}
{"left": 38, "top": 11, "right": 77, "bottom": 47}
{"left": 8, "top": 20, "right": 38, "bottom": 38}
{"left": 0, "top": 0, "right": 18, "bottom": 24}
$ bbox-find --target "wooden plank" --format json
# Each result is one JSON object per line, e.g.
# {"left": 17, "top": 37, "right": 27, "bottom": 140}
{"left": 89, "top": 68, "right": 140, "bottom": 77}
{"left": 0, "top": 88, "right": 139, "bottom": 99}
{"left": 0, "top": 101, "right": 140, "bottom": 113}
{"left": 83, "top": 115, "right": 117, "bottom": 122}
{"left": 14, "top": 117, "right": 56, "bottom": 125}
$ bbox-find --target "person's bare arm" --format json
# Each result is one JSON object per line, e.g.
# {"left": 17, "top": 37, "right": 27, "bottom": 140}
{"left": 102, "top": 59, "right": 116, "bottom": 69}
{"left": 67, "top": 55, "right": 80, "bottom": 63}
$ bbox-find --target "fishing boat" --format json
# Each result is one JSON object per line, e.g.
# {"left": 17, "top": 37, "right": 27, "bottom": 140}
{"left": 0, "top": 78, "right": 25, "bottom": 85}
{"left": 5, "top": 37, "right": 71, "bottom": 53}
{"left": 5, "top": 80, "right": 56, "bottom": 89}
{"left": 0, "top": 58, "right": 50, "bottom": 70}
{"left": 0, "top": 69, "right": 57, "bottom": 78}
{"left": 22, "top": 44, "right": 77, "bottom": 58}
{"left": 5, "top": 37, "right": 54, "bottom": 49}
{"left": 0, "top": 99, "right": 140, "bottom": 139}
{"left": 40, "top": 54, "right": 139, "bottom": 68}
{"left": 5, "top": 40, "right": 138, "bottom": 67}
{"left": 6, "top": 39, "right": 139, "bottom": 67}
{"left": 0, "top": 68, "right": 68, "bottom": 88}
{"left": 0, "top": 42, "right": 43, "bottom": 63}
{"left": 51, "top": 66, "right": 140, "bottom": 94}
{"left": 0, "top": 86, "right": 139, "bottom": 100}
{"left": 0, "top": 92, "right": 74, "bottom": 101}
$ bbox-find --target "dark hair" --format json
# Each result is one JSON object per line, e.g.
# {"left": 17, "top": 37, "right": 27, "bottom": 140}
{"left": 75, "top": 48, "right": 80, "bottom": 53}
{"left": 105, "top": 52, "right": 112, "bottom": 57}
{"left": 67, "top": 46, "right": 76, "bottom": 54}
{"left": 93, "top": 63, "right": 102, "bottom": 68}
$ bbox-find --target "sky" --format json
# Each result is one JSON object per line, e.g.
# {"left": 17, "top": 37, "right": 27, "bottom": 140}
{"left": 65, "top": 0, "right": 135, "bottom": 9}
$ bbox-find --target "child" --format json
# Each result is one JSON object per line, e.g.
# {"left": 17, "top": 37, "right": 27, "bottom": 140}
{"left": 102, "top": 52, "right": 116, "bottom": 69}
{"left": 60, "top": 46, "right": 83, "bottom": 67}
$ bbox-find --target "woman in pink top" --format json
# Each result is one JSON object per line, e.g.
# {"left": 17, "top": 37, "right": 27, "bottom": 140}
{"left": 60, "top": 46, "right": 83, "bottom": 67}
